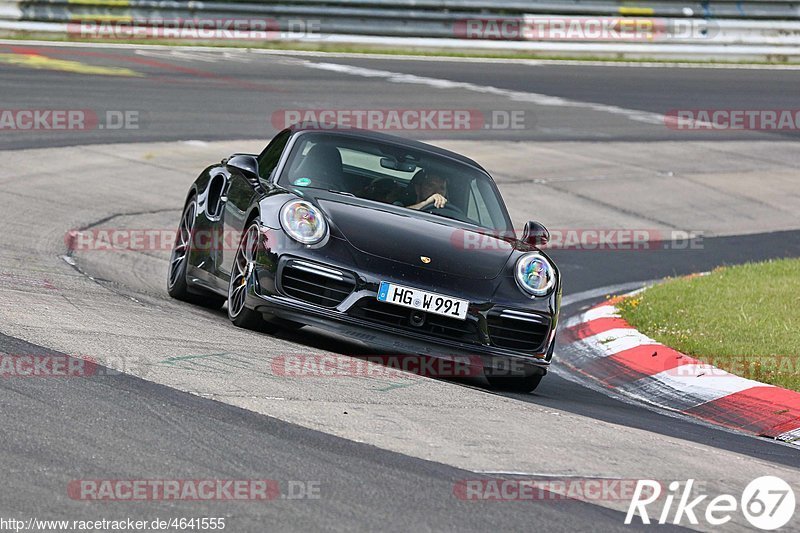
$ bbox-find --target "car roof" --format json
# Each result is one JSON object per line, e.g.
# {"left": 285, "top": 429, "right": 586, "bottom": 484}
{"left": 286, "top": 122, "right": 489, "bottom": 174}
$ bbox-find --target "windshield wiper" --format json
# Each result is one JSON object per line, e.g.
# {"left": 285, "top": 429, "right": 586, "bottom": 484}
{"left": 327, "top": 189, "right": 356, "bottom": 197}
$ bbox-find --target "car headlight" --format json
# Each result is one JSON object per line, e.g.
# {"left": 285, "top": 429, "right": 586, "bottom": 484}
{"left": 280, "top": 199, "right": 327, "bottom": 245}
{"left": 515, "top": 253, "right": 555, "bottom": 297}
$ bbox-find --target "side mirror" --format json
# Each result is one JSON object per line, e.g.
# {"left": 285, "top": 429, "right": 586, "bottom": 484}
{"left": 226, "top": 154, "right": 260, "bottom": 183}
{"left": 522, "top": 220, "right": 549, "bottom": 246}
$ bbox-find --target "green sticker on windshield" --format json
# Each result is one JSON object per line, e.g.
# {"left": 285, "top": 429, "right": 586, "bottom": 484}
{"left": 293, "top": 177, "right": 312, "bottom": 187}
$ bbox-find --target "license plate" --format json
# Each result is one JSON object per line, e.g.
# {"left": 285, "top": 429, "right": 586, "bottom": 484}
{"left": 377, "top": 281, "right": 469, "bottom": 320}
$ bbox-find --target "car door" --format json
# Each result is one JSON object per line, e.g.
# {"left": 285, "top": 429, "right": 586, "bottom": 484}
{"left": 220, "top": 129, "right": 292, "bottom": 278}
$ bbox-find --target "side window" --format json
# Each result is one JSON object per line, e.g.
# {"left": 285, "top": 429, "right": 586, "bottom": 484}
{"left": 257, "top": 129, "right": 291, "bottom": 181}
{"left": 469, "top": 180, "right": 490, "bottom": 226}
{"left": 467, "top": 187, "right": 478, "bottom": 221}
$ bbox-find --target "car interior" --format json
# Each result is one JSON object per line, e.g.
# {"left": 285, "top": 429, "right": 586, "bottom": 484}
{"left": 281, "top": 134, "right": 510, "bottom": 230}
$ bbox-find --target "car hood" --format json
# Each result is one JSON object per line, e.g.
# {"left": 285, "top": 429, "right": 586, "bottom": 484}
{"left": 318, "top": 198, "right": 515, "bottom": 280}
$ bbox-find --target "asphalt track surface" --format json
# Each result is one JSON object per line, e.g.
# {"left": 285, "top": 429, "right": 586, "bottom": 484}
{"left": 1, "top": 42, "right": 799, "bottom": 531}
{"left": 2, "top": 43, "right": 800, "bottom": 149}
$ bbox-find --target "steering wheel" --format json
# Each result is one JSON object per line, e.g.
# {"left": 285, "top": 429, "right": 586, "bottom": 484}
{"left": 421, "top": 202, "right": 468, "bottom": 222}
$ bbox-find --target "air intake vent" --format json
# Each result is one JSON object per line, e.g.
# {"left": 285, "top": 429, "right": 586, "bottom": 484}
{"left": 279, "top": 259, "right": 356, "bottom": 308}
{"left": 349, "top": 298, "right": 479, "bottom": 343}
{"left": 487, "top": 309, "right": 550, "bottom": 352}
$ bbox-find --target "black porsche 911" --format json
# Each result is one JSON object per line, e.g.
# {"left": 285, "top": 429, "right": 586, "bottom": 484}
{"left": 168, "top": 124, "right": 560, "bottom": 392}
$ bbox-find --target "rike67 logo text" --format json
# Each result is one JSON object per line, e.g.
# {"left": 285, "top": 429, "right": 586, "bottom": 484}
{"left": 626, "top": 477, "right": 795, "bottom": 530}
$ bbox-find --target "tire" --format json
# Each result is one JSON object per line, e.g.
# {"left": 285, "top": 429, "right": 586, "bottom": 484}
{"left": 227, "top": 220, "right": 278, "bottom": 333}
{"left": 167, "top": 196, "right": 225, "bottom": 309}
{"left": 485, "top": 371, "right": 544, "bottom": 393}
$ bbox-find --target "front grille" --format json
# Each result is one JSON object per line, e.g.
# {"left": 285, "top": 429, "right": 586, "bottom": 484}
{"left": 279, "top": 260, "right": 356, "bottom": 308}
{"left": 488, "top": 310, "right": 550, "bottom": 352}
{"left": 349, "top": 298, "right": 479, "bottom": 343}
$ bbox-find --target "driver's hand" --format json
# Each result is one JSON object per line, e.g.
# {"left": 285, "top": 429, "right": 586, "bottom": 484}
{"left": 427, "top": 193, "right": 447, "bottom": 209}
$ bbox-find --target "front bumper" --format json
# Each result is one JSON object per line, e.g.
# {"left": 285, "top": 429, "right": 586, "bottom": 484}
{"left": 251, "top": 292, "right": 550, "bottom": 375}
{"left": 186, "top": 189, "right": 559, "bottom": 378}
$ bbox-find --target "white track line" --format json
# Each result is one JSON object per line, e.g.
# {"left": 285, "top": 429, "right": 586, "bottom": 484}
{"left": 298, "top": 60, "right": 667, "bottom": 126}
{"left": 560, "top": 281, "right": 655, "bottom": 307}
{"left": 577, "top": 304, "right": 620, "bottom": 323}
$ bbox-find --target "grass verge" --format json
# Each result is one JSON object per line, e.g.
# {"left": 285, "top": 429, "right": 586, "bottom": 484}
{"left": 617, "top": 258, "right": 800, "bottom": 391}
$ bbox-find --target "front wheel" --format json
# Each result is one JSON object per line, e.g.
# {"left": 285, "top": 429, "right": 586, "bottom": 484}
{"left": 228, "top": 221, "right": 278, "bottom": 333}
{"left": 167, "top": 197, "right": 225, "bottom": 309}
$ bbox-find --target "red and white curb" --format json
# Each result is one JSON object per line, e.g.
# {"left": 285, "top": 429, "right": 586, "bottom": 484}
{"left": 560, "top": 294, "right": 800, "bottom": 446}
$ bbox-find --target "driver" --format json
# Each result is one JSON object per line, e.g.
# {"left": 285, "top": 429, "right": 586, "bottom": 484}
{"left": 404, "top": 172, "right": 448, "bottom": 210}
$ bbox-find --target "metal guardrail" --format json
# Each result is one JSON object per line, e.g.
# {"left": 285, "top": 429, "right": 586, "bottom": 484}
{"left": 18, "top": 0, "right": 800, "bottom": 18}
{"left": 6, "top": 0, "right": 800, "bottom": 21}
{"left": 1, "top": 0, "right": 800, "bottom": 59}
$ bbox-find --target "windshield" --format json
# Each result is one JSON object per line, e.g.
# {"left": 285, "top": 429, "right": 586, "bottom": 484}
{"left": 278, "top": 132, "right": 512, "bottom": 231}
